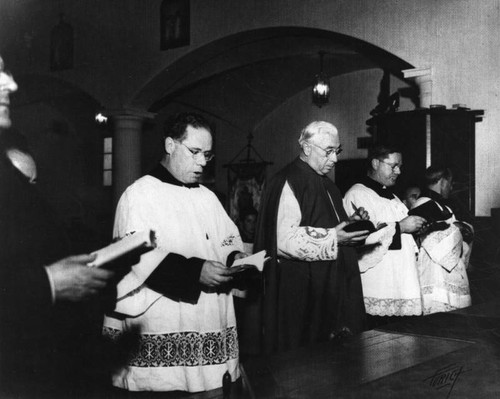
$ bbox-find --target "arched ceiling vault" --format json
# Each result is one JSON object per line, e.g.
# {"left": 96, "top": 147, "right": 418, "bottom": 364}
{"left": 134, "top": 27, "right": 415, "bottom": 134}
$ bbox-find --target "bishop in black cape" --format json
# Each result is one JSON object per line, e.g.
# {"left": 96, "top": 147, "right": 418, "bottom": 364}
{"left": 254, "top": 157, "right": 366, "bottom": 354}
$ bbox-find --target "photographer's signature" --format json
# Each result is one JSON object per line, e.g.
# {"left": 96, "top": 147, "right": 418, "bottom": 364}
{"left": 423, "top": 363, "right": 470, "bottom": 398}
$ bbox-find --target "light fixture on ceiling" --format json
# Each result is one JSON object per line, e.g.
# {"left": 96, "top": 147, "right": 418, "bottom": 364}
{"left": 312, "top": 51, "right": 330, "bottom": 108}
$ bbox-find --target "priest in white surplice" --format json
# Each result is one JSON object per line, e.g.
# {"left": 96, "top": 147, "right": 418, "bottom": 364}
{"left": 103, "top": 113, "right": 247, "bottom": 393}
{"left": 344, "top": 145, "right": 427, "bottom": 322}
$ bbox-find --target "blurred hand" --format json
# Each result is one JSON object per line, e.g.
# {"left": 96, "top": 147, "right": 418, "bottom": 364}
{"left": 48, "top": 254, "right": 115, "bottom": 302}
{"left": 335, "top": 221, "right": 370, "bottom": 246}
{"left": 350, "top": 206, "right": 370, "bottom": 221}
{"left": 199, "top": 260, "right": 233, "bottom": 287}
{"left": 399, "top": 215, "right": 427, "bottom": 234}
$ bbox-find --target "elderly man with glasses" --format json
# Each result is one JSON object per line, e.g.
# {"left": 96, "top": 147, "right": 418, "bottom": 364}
{"left": 103, "top": 112, "right": 248, "bottom": 393}
{"left": 254, "top": 121, "right": 369, "bottom": 354}
{"left": 344, "top": 144, "right": 426, "bottom": 327}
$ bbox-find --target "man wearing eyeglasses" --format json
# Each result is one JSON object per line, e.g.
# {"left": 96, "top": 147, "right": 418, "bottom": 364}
{"left": 103, "top": 112, "right": 247, "bottom": 393}
{"left": 254, "top": 121, "right": 369, "bottom": 354}
{"left": 344, "top": 144, "right": 426, "bottom": 326}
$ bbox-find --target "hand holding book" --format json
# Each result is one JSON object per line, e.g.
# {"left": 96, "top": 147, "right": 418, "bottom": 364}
{"left": 88, "top": 230, "right": 156, "bottom": 268}
{"left": 229, "top": 250, "right": 269, "bottom": 274}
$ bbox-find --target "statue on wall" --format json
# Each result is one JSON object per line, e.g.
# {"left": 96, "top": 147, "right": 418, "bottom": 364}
{"left": 369, "top": 70, "right": 400, "bottom": 117}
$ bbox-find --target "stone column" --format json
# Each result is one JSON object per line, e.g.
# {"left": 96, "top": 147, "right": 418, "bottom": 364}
{"left": 109, "top": 108, "right": 155, "bottom": 206}
{"left": 402, "top": 67, "right": 433, "bottom": 108}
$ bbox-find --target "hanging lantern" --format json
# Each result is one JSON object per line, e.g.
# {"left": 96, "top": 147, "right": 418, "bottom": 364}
{"left": 312, "top": 51, "right": 330, "bottom": 108}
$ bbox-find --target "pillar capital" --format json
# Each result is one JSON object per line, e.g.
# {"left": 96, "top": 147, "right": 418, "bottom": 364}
{"left": 402, "top": 67, "right": 432, "bottom": 80}
{"left": 106, "top": 107, "right": 156, "bottom": 121}
{"left": 402, "top": 67, "right": 433, "bottom": 108}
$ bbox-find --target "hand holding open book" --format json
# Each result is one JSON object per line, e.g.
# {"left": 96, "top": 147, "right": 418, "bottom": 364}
{"left": 342, "top": 220, "right": 389, "bottom": 246}
{"left": 228, "top": 250, "right": 269, "bottom": 274}
{"left": 88, "top": 230, "right": 156, "bottom": 268}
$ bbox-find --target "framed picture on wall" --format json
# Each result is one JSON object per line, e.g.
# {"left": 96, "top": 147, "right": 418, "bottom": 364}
{"left": 226, "top": 162, "right": 268, "bottom": 223}
{"left": 160, "top": 0, "right": 190, "bottom": 50}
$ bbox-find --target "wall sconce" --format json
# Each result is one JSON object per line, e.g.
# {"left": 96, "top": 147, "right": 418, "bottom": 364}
{"left": 95, "top": 112, "right": 108, "bottom": 124}
{"left": 312, "top": 51, "right": 330, "bottom": 108}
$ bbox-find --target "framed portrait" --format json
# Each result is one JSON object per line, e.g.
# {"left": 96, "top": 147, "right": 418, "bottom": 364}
{"left": 160, "top": 0, "right": 190, "bottom": 50}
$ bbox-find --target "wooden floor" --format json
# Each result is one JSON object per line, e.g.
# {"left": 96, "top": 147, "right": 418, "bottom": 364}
{"left": 149, "top": 296, "right": 500, "bottom": 399}
{"left": 105, "top": 222, "right": 500, "bottom": 399}
{"left": 240, "top": 307, "right": 500, "bottom": 398}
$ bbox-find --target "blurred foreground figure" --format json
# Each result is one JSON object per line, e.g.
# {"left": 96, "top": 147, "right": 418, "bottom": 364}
{"left": 0, "top": 55, "right": 115, "bottom": 398}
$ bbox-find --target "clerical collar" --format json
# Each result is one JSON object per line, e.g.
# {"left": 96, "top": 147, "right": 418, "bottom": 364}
{"left": 361, "top": 176, "right": 395, "bottom": 200}
{"left": 148, "top": 164, "right": 199, "bottom": 188}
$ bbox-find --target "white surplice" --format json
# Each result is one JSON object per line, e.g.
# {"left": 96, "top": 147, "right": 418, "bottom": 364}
{"left": 344, "top": 183, "right": 422, "bottom": 316}
{"left": 417, "top": 216, "right": 472, "bottom": 315}
{"left": 103, "top": 175, "right": 243, "bottom": 392}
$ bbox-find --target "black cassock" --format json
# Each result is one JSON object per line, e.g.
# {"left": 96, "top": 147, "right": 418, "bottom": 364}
{"left": 254, "top": 157, "right": 366, "bottom": 354}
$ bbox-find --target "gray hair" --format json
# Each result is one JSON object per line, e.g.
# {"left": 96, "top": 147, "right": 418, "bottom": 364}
{"left": 298, "top": 121, "right": 338, "bottom": 146}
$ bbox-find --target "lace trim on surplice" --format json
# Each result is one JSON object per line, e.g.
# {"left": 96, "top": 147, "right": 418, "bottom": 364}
{"left": 103, "top": 326, "right": 239, "bottom": 367}
{"left": 364, "top": 297, "right": 422, "bottom": 316}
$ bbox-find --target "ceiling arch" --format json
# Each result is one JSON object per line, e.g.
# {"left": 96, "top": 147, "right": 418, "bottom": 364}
{"left": 131, "top": 26, "right": 414, "bottom": 133}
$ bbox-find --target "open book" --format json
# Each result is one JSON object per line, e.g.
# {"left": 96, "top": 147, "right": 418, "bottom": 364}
{"left": 88, "top": 230, "right": 156, "bottom": 267}
{"left": 344, "top": 220, "right": 376, "bottom": 233}
{"left": 230, "top": 250, "right": 269, "bottom": 273}
{"left": 408, "top": 198, "right": 452, "bottom": 223}
{"left": 344, "top": 220, "right": 388, "bottom": 234}
{"left": 408, "top": 197, "right": 454, "bottom": 234}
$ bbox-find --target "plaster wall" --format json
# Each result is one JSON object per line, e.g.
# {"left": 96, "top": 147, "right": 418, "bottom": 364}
{"left": 254, "top": 69, "right": 412, "bottom": 179}
{"left": 1, "top": 0, "right": 498, "bottom": 215}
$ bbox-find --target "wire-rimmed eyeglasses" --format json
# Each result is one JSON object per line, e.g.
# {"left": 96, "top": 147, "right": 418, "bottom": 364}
{"left": 379, "top": 159, "right": 402, "bottom": 172}
{"left": 175, "top": 141, "right": 214, "bottom": 162}
{"left": 307, "top": 141, "right": 343, "bottom": 157}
